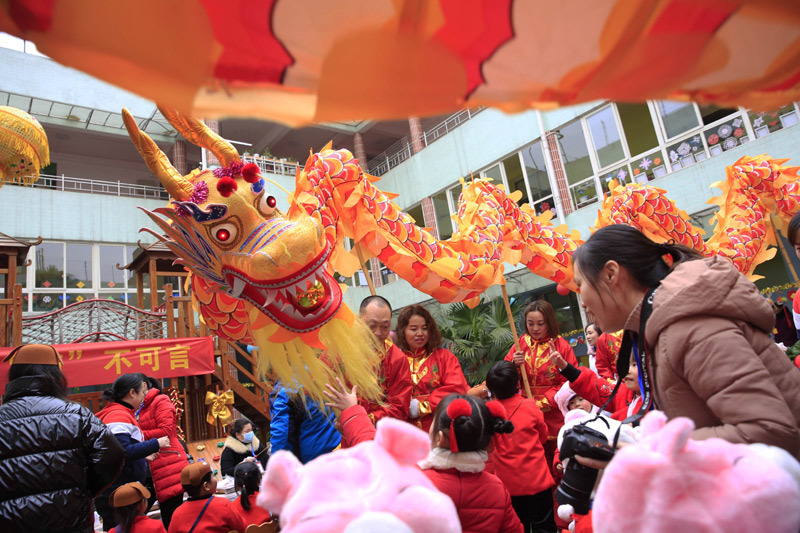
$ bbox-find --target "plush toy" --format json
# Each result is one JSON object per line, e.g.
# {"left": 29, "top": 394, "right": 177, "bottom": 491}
{"left": 591, "top": 411, "right": 800, "bottom": 533}
{"left": 257, "top": 418, "right": 460, "bottom": 533}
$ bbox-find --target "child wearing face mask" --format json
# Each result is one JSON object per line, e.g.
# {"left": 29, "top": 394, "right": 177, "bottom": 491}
{"left": 221, "top": 418, "right": 268, "bottom": 478}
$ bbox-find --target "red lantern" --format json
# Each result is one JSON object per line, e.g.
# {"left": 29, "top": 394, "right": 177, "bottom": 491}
{"left": 556, "top": 284, "right": 570, "bottom": 296}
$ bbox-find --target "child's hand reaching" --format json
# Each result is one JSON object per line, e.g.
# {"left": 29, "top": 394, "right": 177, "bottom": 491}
{"left": 324, "top": 377, "right": 358, "bottom": 411}
{"left": 548, "top": 341, "right": 568, "bottom": 371}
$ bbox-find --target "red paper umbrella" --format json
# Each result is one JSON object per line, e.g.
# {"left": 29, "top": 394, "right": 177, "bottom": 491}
{"left": 2, "top": 1, "right": 799, "bottom": 124}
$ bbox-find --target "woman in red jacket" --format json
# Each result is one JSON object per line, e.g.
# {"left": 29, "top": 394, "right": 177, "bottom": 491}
{"left": 505, "top": 300, "right": 578, "bottom": 468}
{"left": 486, "top": 361, "right": 556, "bottom": 533}
{"left": 138, "top": 377, "right": 189, "bottom": 528}
{"left": 396, "top": 305, "right": 469, "bottom": 432}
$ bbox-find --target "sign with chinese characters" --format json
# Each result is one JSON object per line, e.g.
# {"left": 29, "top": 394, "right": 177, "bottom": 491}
{"left": 0, "top": 337, "right": 215, "bottom": 389}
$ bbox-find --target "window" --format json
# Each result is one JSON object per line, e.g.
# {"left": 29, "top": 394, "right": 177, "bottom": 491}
{"left": 557, "top": 121, "right": 593, "bottom": 184}
{"left": 521, "top": 142, "right": 551, "bottom": 202}
{"left": 586, "top": 106, "right": 625, "bottom": 169}
{"left": 431, "top": 191, "right": 453, "bottom": 240}
{"left": 617, "top": 103, "right": 659, "bottom": 157}
{"left": 657, "top": 101, "right": 700, "bottom": 139}
{"left": 406, "top": 204, "right": 425, "bottom": 228}
{"left": 630, "top": 151, "right": 667, "bottom": 183}
{"left": 748, "top": 104, "right": 799, "bottom": 138}
{"left": 570, "top": 177, "right": 598, "bottom": 209}
{"left": 99, "top": 245, "right": 125, "bottom": 289}
{"left": 598, "top": 164, "right": 633, "bottom": 194}
{"left": 667, "top": 135, "right": 706, "bottom": 171}
{"left": 698, "top": 104, "right": 737, "bottom": 126}
{"left": 35, "top": 242, "right": 63, "bottom": 288}
{"left": 502, "top": 154, "right": 529, "bottom": 205}
{"left": 704, "top": 115, "right": 748, "bottom": 155}
{"left": 520, "top": 141, "right": 555, "bottom": 215}
{"left": 482, "top": 163, "right": 503, "bottom": 183}
{"left": 65, "top": 243, "right": 92, "bottom": 289}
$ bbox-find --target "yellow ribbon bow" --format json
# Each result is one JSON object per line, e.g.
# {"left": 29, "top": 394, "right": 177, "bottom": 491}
{"left": 205, "top": 390, "right": 234, "bottom": 426}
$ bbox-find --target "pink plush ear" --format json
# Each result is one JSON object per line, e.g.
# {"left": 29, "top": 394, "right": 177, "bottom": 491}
{"left": 374, "top": 418, "right": 430, "bottom": 465}
{"left": 638, "top": 410, "right": 668, "bottom": 439}
{"left": 652, "top": 417, "right": 694, "bottom": 459}
{"left": 258, "top": 450, "right": 302, "bottom": 514}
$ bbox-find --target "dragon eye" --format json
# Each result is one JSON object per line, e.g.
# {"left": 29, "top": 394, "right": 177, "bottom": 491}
{"left": 211, "top": 223, "right": 237, "bottom": 243}
{"left": 258, "top": 192, "right": 277, "bottom": 216}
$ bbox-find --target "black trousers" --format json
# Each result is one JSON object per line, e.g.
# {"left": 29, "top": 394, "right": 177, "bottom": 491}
{"left": 94, "top": 497, "right": 115, "bottom": 532}
{"left": 158, "top": 495, "right": 184, "bottom": 529}
{"left": 511, "top": 489, "right": 558, "bottom": 533}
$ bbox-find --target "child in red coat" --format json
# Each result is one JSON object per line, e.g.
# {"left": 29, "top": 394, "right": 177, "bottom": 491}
{"left": 167, "top": 462, "right": 246, "bottom": 533}
{"left": 419, "top": 394, "right": 523, "bottom": 533}
{"left": 324, "top": 381, "right": 523, "bottom": 533}
{"left": 233, "top": 462, "right": 272, "bottom": 528}
{"left": 109, "top": 482, "right": 167, "bottom": 533}
{"left": 486, "top": 361, "right": 557, "bottom": 533}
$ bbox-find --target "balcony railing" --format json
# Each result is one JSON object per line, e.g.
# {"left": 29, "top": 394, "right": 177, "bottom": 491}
{"left": 9, "top": 158, "right": 302, "bottom": 200}
{"left": 241, "top": 155, "right": 300, "bottom": 177}
{"left": 11, "top": 173, "right": 170, "bottom": 200}
{"left": 367, "top": 107, "right": 486, "bottom": 176}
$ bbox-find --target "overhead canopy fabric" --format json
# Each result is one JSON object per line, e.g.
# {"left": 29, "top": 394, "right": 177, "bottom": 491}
{"left": 2, "top": 0, "right": 799, "bottom": 124}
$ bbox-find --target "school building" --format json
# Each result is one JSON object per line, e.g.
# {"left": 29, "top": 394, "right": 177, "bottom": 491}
{"left": 3, "top": 34, "right": 800, "bottom": 355}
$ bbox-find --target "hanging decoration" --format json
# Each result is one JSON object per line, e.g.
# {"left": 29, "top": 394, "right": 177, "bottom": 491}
{"left": 0, "top": 106, "right": 49, "bottom": 186}
{"left": 2, "top": 2, "right": 800, "bottom": 124}
{"left": 205, "top": 389, "right": 234, "bottom": 426}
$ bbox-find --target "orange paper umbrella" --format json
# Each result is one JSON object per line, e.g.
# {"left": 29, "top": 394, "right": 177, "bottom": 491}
{"left": 1, "top": 1, "right": 799, "bottom": 124}
{"left": 0, "top": 105, "right": 49, "bottom": 186}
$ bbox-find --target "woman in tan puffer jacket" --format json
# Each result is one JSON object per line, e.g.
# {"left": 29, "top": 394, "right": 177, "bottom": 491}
{"left": 572, "top": 225, "right": 800, "bottom": 458}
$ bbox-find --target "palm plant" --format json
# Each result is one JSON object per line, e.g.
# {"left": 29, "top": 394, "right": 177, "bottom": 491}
{"left": 438, "top": 296, "right": 526, "bottom": 385}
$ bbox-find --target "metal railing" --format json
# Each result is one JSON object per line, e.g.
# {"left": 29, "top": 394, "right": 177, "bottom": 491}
{"left": 367, "top": 107, "right": 486, "bottom": 176}
{"left": 11, "top": 173, "right": 170, "bottom": 200}
{"left": 241, "top": 156, "right": 300, "bottom": 177}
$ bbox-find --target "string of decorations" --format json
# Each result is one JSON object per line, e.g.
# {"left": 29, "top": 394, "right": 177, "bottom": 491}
{"left": 167, "top": 387, "right": 185, "bottom": 442}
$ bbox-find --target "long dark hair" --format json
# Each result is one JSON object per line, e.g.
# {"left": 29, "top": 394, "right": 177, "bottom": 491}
{"left": 234, "top": 461, "right": 262, "bottom": 511}
{"left": 573, "top": 225, "right": 702, "bottom": 293}
{"left": 395, "top": 305, "right": 443, "bottom": 354}
{"left": 522, "top": 300, "right": 560, "bottom": 339}
{"left": 112, "top": 500, "right": 143, "bottom": 533}
{"left": 431, "top": 394, "right": 513, "bottom": 452}
{"left": 7, "top": 364, "right": 68, "bottom": 400}
{"left": 102, "top": 373, "right": 146, "bottom": 403}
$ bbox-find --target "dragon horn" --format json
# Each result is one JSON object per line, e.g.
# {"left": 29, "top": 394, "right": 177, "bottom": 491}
{"left": 157, "top": 106, "right": 241, "bottom": 167}
{"left": 122, "top": 108, "right": 193, "bottom": 201}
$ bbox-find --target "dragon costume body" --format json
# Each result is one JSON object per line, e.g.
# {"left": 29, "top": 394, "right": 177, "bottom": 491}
{"left": 124, "top": 107, "right": 800, "bottom": 403}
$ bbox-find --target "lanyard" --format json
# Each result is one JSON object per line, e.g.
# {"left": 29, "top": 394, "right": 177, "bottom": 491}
{"left": 598, "top": 286, "right": 659, "bottom": 446}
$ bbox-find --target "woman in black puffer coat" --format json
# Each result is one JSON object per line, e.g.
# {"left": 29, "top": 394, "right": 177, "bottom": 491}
{"left": 0, "top": 344, "right": 126, "bottom": 533}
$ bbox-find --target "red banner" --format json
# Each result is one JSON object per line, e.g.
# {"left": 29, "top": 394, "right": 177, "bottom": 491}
{"left": 0, "top": 337, "right": 215, "bottom": 390}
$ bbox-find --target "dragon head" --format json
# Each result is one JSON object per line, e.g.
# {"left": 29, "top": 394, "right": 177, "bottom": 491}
{"left": 124, "top": 107, "right": 380, "bottom": 404}
{"left": 124, "top": 107, "right": 342, "bottom": 335}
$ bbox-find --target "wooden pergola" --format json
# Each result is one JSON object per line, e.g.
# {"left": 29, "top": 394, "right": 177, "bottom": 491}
{"left": 121, "top": 241, "right": 190, "bottom": 312}
{"left": 0, "top": 233, "right": 40, "bottom": 346}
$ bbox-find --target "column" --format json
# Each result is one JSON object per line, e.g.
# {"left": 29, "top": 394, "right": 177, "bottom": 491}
{"left": 172, "top": 139, "right": 187, "bottom": 175}
{"left": 369, "top": 257, "right": 383, "bottom": 288}
{"left": 421, "top": 196, "right": 439, "bottom": 239}
{"left": 203, "top": 119, "right": 221, "bottom": 168}
{"left": 544, "top": 131, "right": 575, "bottom": 216}
{"left": 409, "top": 116, "right": 425, "bottom": 154}
{"left": 353, "top": 132, "right": 368, "bottom": 172}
